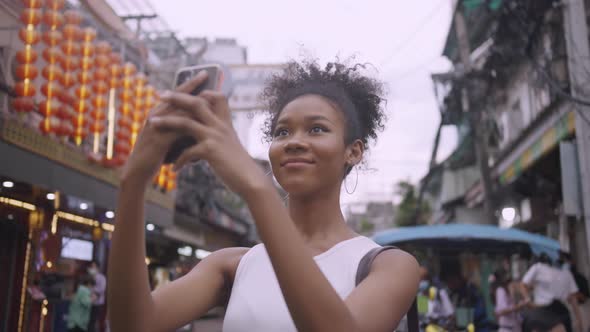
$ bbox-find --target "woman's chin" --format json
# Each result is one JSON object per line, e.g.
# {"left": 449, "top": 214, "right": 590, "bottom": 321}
{"left": 279, "top": 180, "right": 317, "bottom": 197}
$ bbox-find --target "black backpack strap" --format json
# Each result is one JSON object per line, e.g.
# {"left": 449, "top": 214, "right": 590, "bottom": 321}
{"left": 355, "top": 246, "right": 419, "bottom": 332}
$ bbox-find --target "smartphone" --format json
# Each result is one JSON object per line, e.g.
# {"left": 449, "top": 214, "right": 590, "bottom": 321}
{"left": 163, "top": 64, "right": 223, "bottom": 164}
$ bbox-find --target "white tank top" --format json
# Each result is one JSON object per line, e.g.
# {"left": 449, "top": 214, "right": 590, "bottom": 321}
{"left": 222, "top": 236, "right": 380, "bottom": 332}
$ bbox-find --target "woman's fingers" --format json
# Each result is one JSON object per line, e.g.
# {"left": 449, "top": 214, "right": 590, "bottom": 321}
{"left": 173, "top": 143, "right": 209, "bottom": 171}
{"left": 176, "top": 70, "right": 208, "bottom": 94}
{"left": 150, "top": 115, "right": 209, "bottom": 141}
{"left": 159, "top": 91, "right": 218, "bottom": 125}
{"left": 200, "top": 90, "right": 231, "bottom": 122}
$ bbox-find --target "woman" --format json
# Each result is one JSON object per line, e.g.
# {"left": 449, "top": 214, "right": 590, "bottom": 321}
{"left": 108, "top": 60, "right": 420, "bottom": 332}
{"left": 67, "top": 274, "right": 95, "bottom": 332}
{"left": 491, "top": 269, "right": 524, "bottom": 332}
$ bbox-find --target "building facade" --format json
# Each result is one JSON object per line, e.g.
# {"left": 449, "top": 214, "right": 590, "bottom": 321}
{"left": 425, "top": 0, "right": 590, "bottom": 276}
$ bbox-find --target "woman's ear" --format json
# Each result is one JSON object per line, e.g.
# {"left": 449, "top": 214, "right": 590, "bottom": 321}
{"left": 346, "top": 139, "right": 364, "bottom": 166}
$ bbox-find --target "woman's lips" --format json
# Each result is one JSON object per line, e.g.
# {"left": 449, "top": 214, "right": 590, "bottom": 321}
{"left": 281, "top": 158, "right": 314, "bottom": 167}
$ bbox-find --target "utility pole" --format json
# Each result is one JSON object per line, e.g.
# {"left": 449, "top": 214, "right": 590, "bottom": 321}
{"left": 563, "top": 0, "right": 590, "bottom": 275}
{"left": 454, "top": 7, "right": 496, "bottom": 224}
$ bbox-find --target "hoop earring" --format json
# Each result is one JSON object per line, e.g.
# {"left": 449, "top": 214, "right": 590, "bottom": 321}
{"left": 344, "top": 166, "right": 358, "bottom": 194}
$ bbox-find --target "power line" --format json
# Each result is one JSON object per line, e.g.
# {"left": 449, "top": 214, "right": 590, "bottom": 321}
{"left": 379, "top": 1, "right": 449, "bottom": 68}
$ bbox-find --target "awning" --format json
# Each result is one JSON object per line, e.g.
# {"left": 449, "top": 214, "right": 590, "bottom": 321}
{"left": 373, "top": 223, "right": 560, "bottom": 260}
{"left": 497, "top": 110, "right": 575, "bottom": 185}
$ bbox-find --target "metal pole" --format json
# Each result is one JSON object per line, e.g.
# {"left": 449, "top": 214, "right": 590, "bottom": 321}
{"left": 454, "top": 8, "right": 496, "bottom": 224}
{"left": 563, "top": 0, "right": 590, "bottom": 275}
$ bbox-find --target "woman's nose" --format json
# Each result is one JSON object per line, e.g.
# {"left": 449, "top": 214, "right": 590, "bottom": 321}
{"left": 284, "top": 134, "right": 308, "bottom": 153}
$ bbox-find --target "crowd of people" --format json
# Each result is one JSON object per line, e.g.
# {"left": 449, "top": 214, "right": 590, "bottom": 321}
{"left": 415, "top": 252, "right": 589, "bottom": 332}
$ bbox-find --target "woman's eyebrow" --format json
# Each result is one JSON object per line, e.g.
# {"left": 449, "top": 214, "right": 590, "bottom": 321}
{"left": 304, "top": 115, "right": 334, "bottom": 124}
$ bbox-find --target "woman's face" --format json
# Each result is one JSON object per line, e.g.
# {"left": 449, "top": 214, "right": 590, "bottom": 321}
{"left": 268, "top": 94, "right": 360, "bottom": 196}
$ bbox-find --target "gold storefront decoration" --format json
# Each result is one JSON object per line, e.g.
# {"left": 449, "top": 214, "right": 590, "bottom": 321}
{"left": 56, "top": 210, "right": 98, "bottom": 227}
{"left": 0, "top": 196, "right": 36, "bottom": 211}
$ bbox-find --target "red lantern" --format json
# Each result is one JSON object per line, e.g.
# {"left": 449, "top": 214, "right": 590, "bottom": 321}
{"left": 166, "top": 171, "right": 177, "bottom": 191}
{"left": 12, "top": 97, "right": 35, "bottom": 113}
{"left": 39, "top": 116, "right": 60, "bottom": 134}
{"left": 23, "top": 0, "right": 43, "bottom": 9}
{"left": 41, "top": 65, "right": 63, "bottom": 81}
{"left": 46, "top": 0, "right": 65, "bottom": 10}
{"left": 118, "top": 90, "right": 134, "bottom": 102}
{"left": 59, "top": 56, "right": 79, "bottom": 71}
{"left": 62, "top": 24, "right": 81, "bottom": 40}
{"left": 60, "top": 40, "right": 80, "bottom": 56}
{"left": 94, "top": 55, "right": 110, "bottom": 68}
{"left": 95, "top": 41, "right": 111, "bottom": 55}
{"left": 38, "top": 98, "right": 60, "bottom": 116}
{"left": 76, "top": 71, "right": 92, "bottom": 85}
{"left": 80, "top": 56, "right": 93, "bottom": 71}
{"left": 91, "top": 96, "right": 107, "bottom": 109}
{"left": 73, "top": 98, "right": 91, "bottom": 113}
{"left": 42, "top": 10, "right": 64, "bottom": 29}
{"left": 20, "top": 8, "right": 42, "bottom": 25}
{"left": 120, "top": 76, "right": 134, "bottom": 90}
{"left": 72, "top": 113, "right": 88, "bottom": 127}
{"left": 80, "top": 42, "right": 94, "bottom": 58}
{"left": 57, "top": 91, "right": 74, "bottom": 105}
{"left": 90, "top": 120, "right": 105, "bottom": 133}
{"left": 114, "top": 141, "right": 131, "bottom": 155}
{"left": 19, "top": 27, "right": 40, "bottom": 44}
{"left": 42, "top": 46, "right": 62, "bottom": 64}
{"left": 92, "top": 81, "right": 109, "bottom": 95}
{"left": 42, "top": 29, "right": 62, "bottom": 46}
{"left": 14, "top": 81, "right": 36, "bottom": 97}
{"left": 110, "top": 52, "right": 122, "bottom": 64}
{"left": 117, "top": 116, "right": 132, "bottom": 128}
{"left": 116, "top": 128, "right": 131, "bottom": 140}
{"left": 59, "top": 72, "right": 76, "bottom": 88}
{"left": 15, "top": 64, "right": 38, "bottom": 80}
{"left": 64, "top": 10, "right": 82, "bottom": 25}
{"left": 81, "top": 28, "right": 97, "bottom": 43}
{"left": 74, "top": 85, "right": 90, "bottom": 99}
{"left": 16, "top": 47, "right": 38, "bottom": 64}
{"left": 122, "top": 63, "right": 136, "bottom": 76}
{"left": 108, "top": 64, "right": 121, "bottom": 88}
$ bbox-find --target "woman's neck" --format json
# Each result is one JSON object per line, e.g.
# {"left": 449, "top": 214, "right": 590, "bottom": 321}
{"left": 287, "top": 186, "right": 356, "bottom": 248}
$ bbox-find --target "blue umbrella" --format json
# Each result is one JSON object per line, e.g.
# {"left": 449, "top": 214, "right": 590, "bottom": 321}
{"left": 372, "top": 223, "right": 561, "bottom": 260}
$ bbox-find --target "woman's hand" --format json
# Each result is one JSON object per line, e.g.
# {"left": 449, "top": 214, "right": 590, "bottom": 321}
{"left": 149, "top": 83, "right": 269, "bottom": 196}
{"left": 119, "top": 72, "right": 210, "bottom": 187}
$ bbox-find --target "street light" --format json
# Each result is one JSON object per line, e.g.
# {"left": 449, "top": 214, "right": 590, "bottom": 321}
{"left": 46, "top": 193, "right": 55, "bottom": 200}
{"left": 79, "top": 202, "right": 88, "bottom": 210}
{"left": 146, "top": 223, "right": 155, "bottom": 231}
{"left": 2, "top": 181, "right": 14, "bottom": 188}
{"left": 105, "top": 211, "right": 115, "bottom": 219}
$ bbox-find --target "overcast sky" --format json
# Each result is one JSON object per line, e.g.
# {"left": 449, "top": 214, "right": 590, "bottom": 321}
{"left": 149, "top": 0, "right": 458, "bottom": 210}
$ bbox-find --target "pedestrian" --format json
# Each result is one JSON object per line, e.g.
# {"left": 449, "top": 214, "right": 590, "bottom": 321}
{"left": 87, "top": 261, "right": 106, "bottom": 332}
{"left": 67, "top": 274, "right": 95, "bottom": 332}
{"left": 490, "top": 268, "right": 526, "bottom": 332}
{"left": 520, "top": 253, "right": 583, "bottom": 332}
{"left": 108, "top": 59, "right": 421, "bottom": 332}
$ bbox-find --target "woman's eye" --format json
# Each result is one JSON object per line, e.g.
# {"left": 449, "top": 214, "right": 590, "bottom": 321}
{"left": 274, "top": 128, "right": 289, "bottom": 137}
{"left": 310, "top": 126, "right": 326, "bottom": 134}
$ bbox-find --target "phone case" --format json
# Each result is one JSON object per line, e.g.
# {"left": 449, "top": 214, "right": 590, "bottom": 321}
{"left": 163, "top": 65, "right": 221, "bottom": 164}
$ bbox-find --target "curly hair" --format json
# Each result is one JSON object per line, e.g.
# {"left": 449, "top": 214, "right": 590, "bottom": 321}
{"left": 261, "top": 58, "right": 387, "bottom": 150}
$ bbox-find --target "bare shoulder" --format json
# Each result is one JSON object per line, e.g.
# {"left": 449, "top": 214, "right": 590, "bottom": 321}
{"left": 371, "top": 248, "right": 420, "bottom": 281}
